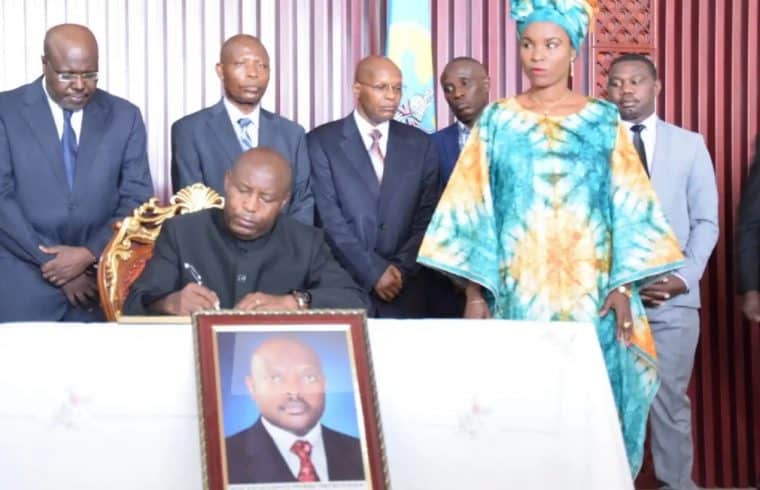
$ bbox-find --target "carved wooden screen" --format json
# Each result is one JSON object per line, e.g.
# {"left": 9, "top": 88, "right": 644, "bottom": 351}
{"left": 590, "top": 0, "right": 655, "bottom": 98}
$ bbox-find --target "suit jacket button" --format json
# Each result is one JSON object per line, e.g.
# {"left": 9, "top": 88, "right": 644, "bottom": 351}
{"left": 379, "top": 223, "right": 386, "bottom": 231}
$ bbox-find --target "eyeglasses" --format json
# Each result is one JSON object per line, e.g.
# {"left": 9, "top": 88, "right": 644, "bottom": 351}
{"left": 43, "top": 56, "right": 99, "bottom": 83}
{"left": 53, "top": 71, "right": 99, "bottom": 83}
{"left": 356, "top": 81, "right": 403, "bottom": 95}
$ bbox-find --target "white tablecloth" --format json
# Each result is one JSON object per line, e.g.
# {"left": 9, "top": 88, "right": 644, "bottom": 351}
{"left": 0, "top": 319, "right": 632, "bottom": 490}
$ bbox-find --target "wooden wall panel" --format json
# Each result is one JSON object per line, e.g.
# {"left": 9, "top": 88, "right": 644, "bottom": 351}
{"left": 433, "top": 0, "right": 760, "bottom": 487}
{"left": 591, "top": 0, "right": 760, "bottom": 487}
{"left": 655, "top": 0, "right": 759, "bottom": 487}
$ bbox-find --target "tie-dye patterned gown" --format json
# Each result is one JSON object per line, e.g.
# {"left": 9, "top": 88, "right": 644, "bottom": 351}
{"left": 418, "top": 96, "right": 684, "bottom": 476}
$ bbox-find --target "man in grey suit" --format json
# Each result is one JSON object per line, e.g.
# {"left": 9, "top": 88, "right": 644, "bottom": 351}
{"left": 0, "top": 24, "right": 154, "bottom": 322}
{"left": 608, "top": 54, "right": 718, "bottom": 490}
{"left": 171, "top": 34, "right": 313, "bottom": 225}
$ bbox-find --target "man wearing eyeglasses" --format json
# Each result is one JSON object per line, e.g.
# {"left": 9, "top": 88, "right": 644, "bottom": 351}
{"left": 307, "top": 56, "right": 439, "bottom": 318}
{"left": 0, "top": 24, "right": 153, "bottom": 322}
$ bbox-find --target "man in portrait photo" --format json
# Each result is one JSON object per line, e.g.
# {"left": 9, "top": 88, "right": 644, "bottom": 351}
{"left": 225, "top": 335, "right": 366, "bottom": 484}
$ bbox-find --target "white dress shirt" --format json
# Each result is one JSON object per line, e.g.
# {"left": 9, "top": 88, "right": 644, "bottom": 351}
{"left": 261, "top": 417, "right": 329, "bottom": 481}
{"left": 224, "top": 97, "right": 261, "bottom": 149}
{"left": 620, "top": 112, "right": 657, "bottom": 174}
{"left": 353, "top": 110, "right": 389, "bottom": 181}
{"left": 41, "top": 78, "right": 83, "bottom": 142}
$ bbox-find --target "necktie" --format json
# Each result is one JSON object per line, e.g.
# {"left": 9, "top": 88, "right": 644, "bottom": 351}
{"left": 290, "top": 440, "right": 319, "bottom": 482}
{"left": 459, "top": 125, "right": 471, "bottom": 150}
{"left": 369, "top": 129, "right": 384, "bottom": 181}
{"left": 62, "top": 109, "right": 77, "bottom": 189}
{"left": 630, "top": 123, "right": 648, "bottom": 176}
{"left": 238, "top": 117, "right": 254, "bottom": 150}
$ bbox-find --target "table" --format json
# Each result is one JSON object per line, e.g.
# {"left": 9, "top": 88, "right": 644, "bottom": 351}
{"left": 0, "top": 319, "right": 632, "bottom": 489}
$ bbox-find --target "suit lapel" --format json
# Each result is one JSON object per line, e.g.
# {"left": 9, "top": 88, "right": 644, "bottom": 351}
{"left": 650, "top": 118, "right": 669, "bottom": 197}
{"left": 259, "top": 109, "right": 276, "bottom": 147}
{"left": 20, "top": 81, "right": 69, "bottom": 189}
{"left": 207, "top": 99, "right": 244, "bottom": 165}
{"left": 339, "top": 116, "right": 381, "bottom": 200}
{"left": 323, "top": 426, "right": 349, "bottom": 481}
{"left": 245, "top": 419, "right": 296, "bottom": 483}
{"left": 378, "top": 121, "right": 415, "bottom": 214}
{"left": 442, "top": 124, "right": 460, "bottom": 176}
{"left": 74, "top": 93, "right": 109, "bottom": 189}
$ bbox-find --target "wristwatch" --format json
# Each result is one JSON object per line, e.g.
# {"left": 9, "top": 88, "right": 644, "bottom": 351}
{"left": 291, "top": 289, "right": 312, "bottom": 310}
{"left": 616, "top": 285, "right": 632, "bottom": 299}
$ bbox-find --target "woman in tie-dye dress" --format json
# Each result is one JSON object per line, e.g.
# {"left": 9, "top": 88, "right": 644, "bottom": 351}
{"left": 418, "top": 0, "right": 684, "bottom": 477}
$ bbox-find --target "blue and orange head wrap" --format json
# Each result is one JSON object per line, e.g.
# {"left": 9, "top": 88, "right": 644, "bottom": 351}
{"left": 511, "top": 0, "right": 597, "bottom": 50}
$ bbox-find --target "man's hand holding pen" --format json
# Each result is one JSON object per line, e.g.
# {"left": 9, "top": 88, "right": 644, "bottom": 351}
{"left": 148, "top": 263, "right": 307, "bottom": 314}
{"left": 150, "top": 283, "right": 221, "bottom": 316}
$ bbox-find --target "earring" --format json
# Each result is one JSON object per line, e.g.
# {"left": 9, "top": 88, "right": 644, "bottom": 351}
{"left": 569, "top": 58, "right": 575, "bottom": 80}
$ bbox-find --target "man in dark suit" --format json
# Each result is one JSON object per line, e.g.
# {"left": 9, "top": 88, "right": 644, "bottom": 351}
{"left": 432, "top": 57, "right": 490, "bottom": 189}
{"left": 123, "top": 148, "right": 367, "bottom": 315}
{"left": 307, "top": 56, "right": 439, "bottom": 318}
{"left": 226, "top": 336, "right": 365, "bottom": 484}
{"left": 0, "top": 24, "right": 153, "bottom": 322}
{"left": 426, "top": 57, "right": 490, "bottom": 318}
{"left": 737, "top": 136, "right": 760, "bottom": 322}
{"left": 608, "top": 54, "right": 718, "bottom": 490}
{"left": 171, "top": 34, "right": 313, "bottom": 225}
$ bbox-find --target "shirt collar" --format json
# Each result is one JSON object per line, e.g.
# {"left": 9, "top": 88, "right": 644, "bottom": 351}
{"left": 41, "top": 77, "right": 81, "bottom": 115}
{"left": 261, "top": 416, "right": 323, "bottom": 454}
{"left": 620, "top": 111, "right": 658, "bottom": 132}
{"left": 353, "top": 110, "right": 389, "bottom": 140}
{"left": 41, "top": 78, "right": 56, "bottom": 109}
{"left": 224, "top": 97, "right": 261, "bottom": 129}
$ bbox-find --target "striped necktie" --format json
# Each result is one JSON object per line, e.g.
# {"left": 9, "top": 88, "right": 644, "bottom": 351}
{"left": 369, "top": 129, "right": 384, "bottom": 181}
{"left": 238, "top": 117, "right": 254, "bottom": 150}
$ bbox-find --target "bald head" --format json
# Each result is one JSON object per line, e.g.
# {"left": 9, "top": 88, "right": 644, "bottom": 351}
{"left": 441, "top": 57, "right": 487, "bottom": 80}
{"left": 353, "top": 55, "right": 403, "bottom": 125}
{"left": 44, "top": 24, "right": 98, "bottom": 59}
{"left": 223, "top": 148, "right": 293, "bottom": 240}
{"left": 220, "top": 34, "right": 267, "bottom": 63}
{"left": 250, "top": 337, "right": 323, "bottom": 376}
{"left": 354, "top": 55, "right": 401, "bottom": 83}
{"left": 42, "top": 24, "right": 99, "bottom": 111}
{"left": 231, "top": 147, "right": 292, "bottom": 194}
{"left": 246, "top": 337, "right": 326, "bottom": 436}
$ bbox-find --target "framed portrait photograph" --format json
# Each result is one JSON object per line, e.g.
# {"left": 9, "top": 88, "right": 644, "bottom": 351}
{"left": 194, "top": 310, "right": 387, "bottom": 490}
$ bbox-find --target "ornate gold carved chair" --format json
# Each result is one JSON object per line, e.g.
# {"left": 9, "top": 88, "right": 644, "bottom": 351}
{"left": 97, "top": 183, "right": 224, "bottom": 321}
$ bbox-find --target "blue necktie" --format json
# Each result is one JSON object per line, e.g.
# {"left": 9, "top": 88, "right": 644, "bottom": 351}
{"left": 62, "top": 109, "right": 77, "bottom": 189}
{"left": 238, "top": 118, "right": 254, "bottom": 150}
